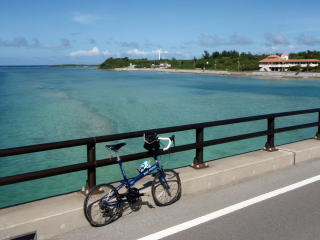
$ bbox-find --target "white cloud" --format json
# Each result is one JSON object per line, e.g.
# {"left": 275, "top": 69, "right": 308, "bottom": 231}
{"left": 127, "top": 48, "right": 147, "bottom": 55}
{"left": 258, "top": 44, "right": 296, "bottom": 54}
{"left": 68, "top": 47, "right": 169, "bottom": 58}
{"left": 228, "top": 33, "right": 253, "bottom": 45}
{"left": 197, "top": 33, "right": 253, "bottom": 47}
{"left": 126, "top": 48, "right": 169, "bottom": 57}
{"left": 102, "top": 50, "right": 110, "bottom": 56}
{"left": 152, "top": 49, "right": 169, "bottom": 54}
{"left": 264, "top": 33, "right": 289, "bottom": 45}
{"left": 174, "top": 51, "right": 194, "bottom": 59}
{"left": 0, "top": 37, "right": 28, "bottom": 47}
{"left": 0, "top": 37, "right": 71, "bottom": 49}
{"left": 69, "top": 47, "right": 109, "bottom": 57}
{"left": 198, "top": 34, "right": 225, "bottom": 47}
{"left": 72, "top": 13, "right": 99, "bottom": 24}
{"left": 118, "top": 41, "right": 140, "bottom": 48}
{"left": 296, "top": 34, "right": 320, "bottom": 46}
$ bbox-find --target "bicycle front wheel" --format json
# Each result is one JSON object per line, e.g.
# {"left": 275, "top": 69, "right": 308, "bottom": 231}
{"left": 152, "top": 170, "right": 181, "bottom": 206}
{"left": 83, "top": 184, "right": 120, "bottom": 227}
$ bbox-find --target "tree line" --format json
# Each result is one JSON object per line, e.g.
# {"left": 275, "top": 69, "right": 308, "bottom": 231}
{"left": 100, "top": 50, "right": 320, "bottom": 72}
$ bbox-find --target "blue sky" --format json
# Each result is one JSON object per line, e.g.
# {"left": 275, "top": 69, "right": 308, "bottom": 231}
{"left": 1, "top": 0, "right": 320, "bottom": 65}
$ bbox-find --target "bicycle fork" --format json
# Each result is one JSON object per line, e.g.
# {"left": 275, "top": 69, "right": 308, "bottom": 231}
{"left": 159, "top": 170, "right": 172, "bottom": 197}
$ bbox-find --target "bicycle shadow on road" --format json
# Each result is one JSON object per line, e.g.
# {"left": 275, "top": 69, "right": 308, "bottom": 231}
{"left": 115, "top": 180, "right": 155, "bottom": 220}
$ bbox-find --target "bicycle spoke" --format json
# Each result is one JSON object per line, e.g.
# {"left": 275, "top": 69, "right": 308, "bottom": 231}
{"left": 152, "top": 170, "right": 181, "bottom": 206}
{"left": 84, "top": 184, "right": 120, "bottom": 227}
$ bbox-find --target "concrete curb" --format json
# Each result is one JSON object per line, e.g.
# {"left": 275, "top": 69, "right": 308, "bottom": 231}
{"left": 280, "top": 139, "right": 320, "bottom": 164}
{"left": 0, "top": 139, "right": 319, "bottom": 239}
{"left": 179, "top": 150, "right": 293, "bottom": 195}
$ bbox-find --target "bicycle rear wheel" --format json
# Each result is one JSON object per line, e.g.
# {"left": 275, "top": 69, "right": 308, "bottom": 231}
{"left": 152, "top": 170, "right": 181, "bottom": 206}
{"left": 83, "top": 184, "right": 120, "bottom": 227}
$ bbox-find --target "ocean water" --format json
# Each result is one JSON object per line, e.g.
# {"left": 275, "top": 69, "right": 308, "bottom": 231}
{"left": 1, "top": 66, "right": 320, "bottom": 208}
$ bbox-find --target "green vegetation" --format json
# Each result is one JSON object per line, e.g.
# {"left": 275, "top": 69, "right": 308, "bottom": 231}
{"left": 100, "top": 57, "right": 130, "bottom": 69}
{"left": 288, "top": 65, "right": 301, "bottom": 72}
{"left": 289, "top": 50, "right": 320, "bottom": 60}
{"left": 189, "top": 50, "right": 266, "bottom": 71}
{"left": 100, "top": 57, "right": 168, "bottom": 69}
{"left": 99, "top": 50, "right": 320, "bottom": 72}
{"left": 288, "top": 64, "right": 320, "bottom": 72}
{"left": 100, "top": 51, "right": 266, "bottom": 71}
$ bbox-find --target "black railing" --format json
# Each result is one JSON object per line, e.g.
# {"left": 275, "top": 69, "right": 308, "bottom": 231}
{"left": 1, "top": 108, "right": 320, "bottom": 189}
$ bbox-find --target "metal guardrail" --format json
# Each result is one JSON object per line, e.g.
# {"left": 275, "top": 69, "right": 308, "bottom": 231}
{"left": 1, "top": 108, "right": 320, "bottom": 189}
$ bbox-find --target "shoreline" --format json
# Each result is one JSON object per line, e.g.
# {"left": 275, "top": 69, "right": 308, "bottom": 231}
{"left": 113, "top": 67, "right": 320, "bottom": 79}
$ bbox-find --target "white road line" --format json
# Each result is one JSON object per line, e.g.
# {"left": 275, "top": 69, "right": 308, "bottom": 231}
{"left": 0, "top": 207, "right": 82, "bottom": 231}
{"left": 137, "top": 174, "right": 320, "bottom": 240}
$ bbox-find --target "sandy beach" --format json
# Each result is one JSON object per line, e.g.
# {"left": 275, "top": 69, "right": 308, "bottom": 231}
{"left": 113, "top": 68, "right": 320, "bottom": 79}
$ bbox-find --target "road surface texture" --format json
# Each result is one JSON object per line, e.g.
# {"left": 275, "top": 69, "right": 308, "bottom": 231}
{"left": 51, "top": 159, "right": 320, "bottom": 240}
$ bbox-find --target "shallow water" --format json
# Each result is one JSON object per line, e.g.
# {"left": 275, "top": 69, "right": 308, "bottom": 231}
{"left": 1, "top": 66, "right": 320, "bottom": 207}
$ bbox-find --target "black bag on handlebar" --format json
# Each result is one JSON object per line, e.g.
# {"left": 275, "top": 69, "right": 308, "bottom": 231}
{"left": 144, "top": 133, "right": 160, "bottom": 155}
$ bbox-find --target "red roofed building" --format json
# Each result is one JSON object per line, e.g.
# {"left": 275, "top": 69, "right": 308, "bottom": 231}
{"left": 259, "top": 54, "right": 320, "bottom": 71}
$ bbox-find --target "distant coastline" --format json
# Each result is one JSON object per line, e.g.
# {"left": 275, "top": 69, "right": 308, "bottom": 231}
{"left": 50, "top": 64, "right": 99, "bottom": 67}
{"left": 113, "top": 67, "right": 320, "bottom": 79}
{"left": 49, "top": 64, "right": 320, "bottom": 79}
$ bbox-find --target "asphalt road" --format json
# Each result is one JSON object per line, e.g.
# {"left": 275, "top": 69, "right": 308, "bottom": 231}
{"left": 163, "top": 181, "right": 320, "bottom": 240}
{"left": 51, "top": 159, "right": 320, "bottom": 240}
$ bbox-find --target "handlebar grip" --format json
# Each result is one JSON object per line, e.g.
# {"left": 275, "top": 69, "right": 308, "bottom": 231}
{"left": 170, "top": 135, "right": 175, "bottom": 146}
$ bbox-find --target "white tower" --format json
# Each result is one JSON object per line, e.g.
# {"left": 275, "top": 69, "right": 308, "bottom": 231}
{"left": 281, "top": 53, "right": 289, "bottom": 60}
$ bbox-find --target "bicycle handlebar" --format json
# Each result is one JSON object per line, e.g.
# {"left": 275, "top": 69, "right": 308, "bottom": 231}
{"left": 158, "top": 135, "right": 175, "bottom": 151}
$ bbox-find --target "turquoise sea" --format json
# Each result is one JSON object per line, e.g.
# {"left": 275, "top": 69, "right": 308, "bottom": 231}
{"left": 1, "top": 66, "right": 320, "bottom": 208}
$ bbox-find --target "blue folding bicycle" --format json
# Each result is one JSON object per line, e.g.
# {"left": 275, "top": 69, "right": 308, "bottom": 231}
{"left": 83, "top": 133, "right": 181, "bottom": 227}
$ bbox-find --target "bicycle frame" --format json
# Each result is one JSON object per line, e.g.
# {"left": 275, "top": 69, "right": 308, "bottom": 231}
{"left": 116, "top": 160, "right": 159, "bottom": 190}
{"left": 101, "top": 154, "right": 168, "bottom": 206}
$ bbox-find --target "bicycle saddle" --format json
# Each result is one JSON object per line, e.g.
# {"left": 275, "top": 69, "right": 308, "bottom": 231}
{"left": 105, "top": 142, "right": 126, "bottom": 151}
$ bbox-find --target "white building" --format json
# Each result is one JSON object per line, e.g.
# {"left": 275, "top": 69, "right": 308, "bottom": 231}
{"left": 259, "top": 54, "right": 320, "bottom": 72}
{"left": 151, "top": 62, "right": 171, "bottom": 69}
{"left": 128, "top": 63, "right": 136, "bottom": 68}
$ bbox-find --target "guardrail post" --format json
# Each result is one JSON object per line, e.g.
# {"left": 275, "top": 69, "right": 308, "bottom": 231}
{"left": 264, "top": 117, "right": 276, "bottom": 151}
{"left": 192, "top": 128, "right": 208, "bottom": 169}
{"left": 316, "top": 111, "right": 320, "bottom": 140}
{"left": 86, "top": 142, "right": 96, "bottom": 190}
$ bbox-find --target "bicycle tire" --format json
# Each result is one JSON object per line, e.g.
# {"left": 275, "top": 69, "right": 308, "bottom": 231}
{"left": 151, "top": 169, "right": 181, "bottom": 206}
{"left": 83, "top": 184, "right": 120, "bottom": 227}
